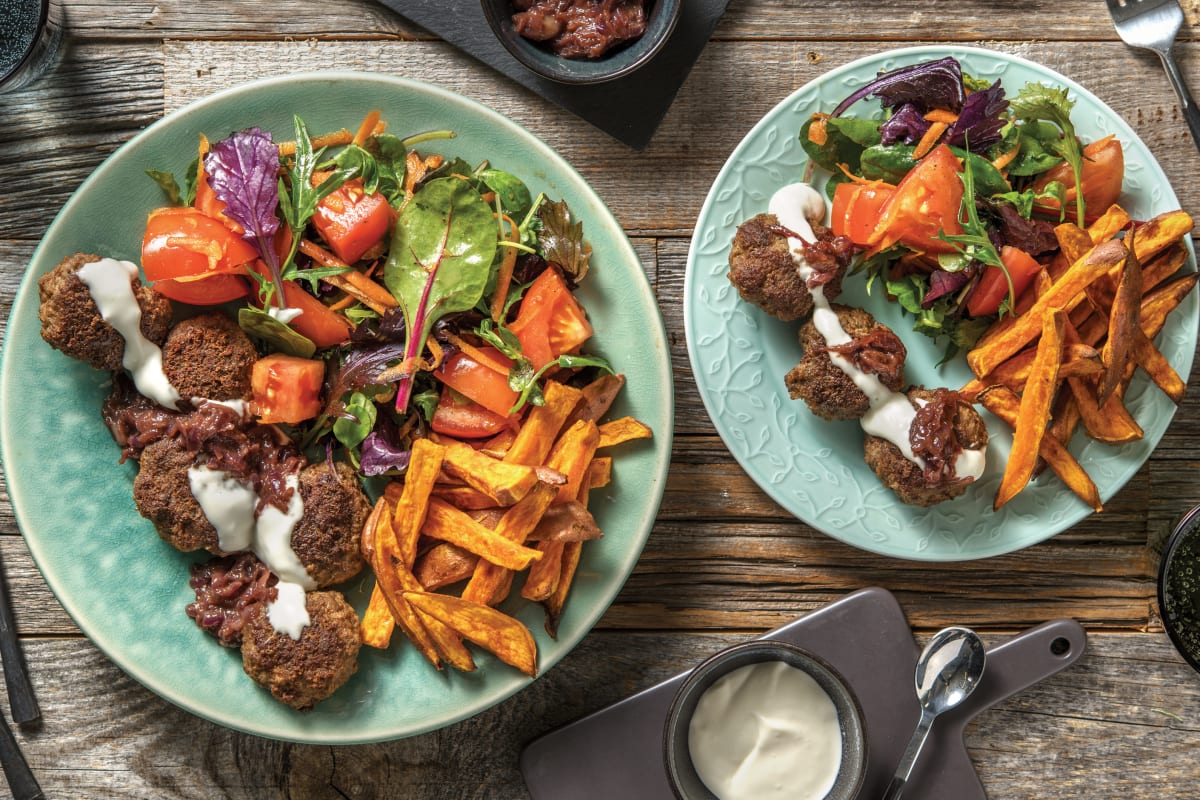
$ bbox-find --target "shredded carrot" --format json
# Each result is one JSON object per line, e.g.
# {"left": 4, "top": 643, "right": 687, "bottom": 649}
{"left": 298, "top": 239, "right": 398, "bottom": 314}
{"left": 328, "top": 294, "right": 357, "bottom": 313}
{"left": 837, "top": 163, "right": 892, "bottom": 187}
{"left": 807, "top": 113, "right": 830, "bottom": 146}
{"left": 444, "top": 332, "right": 513, "bottom": 375}
{"left": 426, "top": 336, "right": 446, "bottom": 372}
{"left": 992, "top": 143, "right": 1021, "bottom": 171}
{"left": 276, "top": 123, "right": 385, "bottom": 158}
{"left": 912, "top": 121, "right": 949, "bottom": 160}
{"left": 489, "top": 214, "right": 520, "bottom": 323}
{"left": 353, "top": 110, "right": 382, "bottom": 147}
{"left": 923, "top": 108, "right": 959, "bottom": 125}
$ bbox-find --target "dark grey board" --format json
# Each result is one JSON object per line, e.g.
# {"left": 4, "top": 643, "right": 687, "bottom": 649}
{"left": 377, "top": 0, "right": 731, "bottom": 149}
{"left": 520, "top": 586, "right": 1088, "bottom": 799}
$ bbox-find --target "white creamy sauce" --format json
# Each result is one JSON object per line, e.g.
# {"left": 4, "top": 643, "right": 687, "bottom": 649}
{"left": 192, "top": 397, "right": 249, "bottom": 418}
{"left": 268, "top": 306, "right": 303, "bottom": 324}
{"left": 188, "top": 468, "right": 313, "bottom": 639}
{"left": 769, "top": 184, "right": 986, "bottom": 481}
{"left": 76, "top": 257, "right": 181, "bottom": 409}
{"left": 687, "top": 660, "right": 842, "bottom": 800}
{"left": 187, "top": 465, "right": 257, "bottom": 552}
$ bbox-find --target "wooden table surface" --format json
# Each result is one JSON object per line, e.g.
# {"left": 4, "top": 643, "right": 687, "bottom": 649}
{"left": 3, "top": 1, "right": 1200, "bottom": 797}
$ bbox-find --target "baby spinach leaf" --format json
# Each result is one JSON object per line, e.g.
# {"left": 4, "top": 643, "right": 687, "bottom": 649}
{"left": 480, "top": 168, "right": 533, "bottom": 221}
{"left": 333, "top": 391, "right": 378, "bottom": 449}
{"left": 800, "top": 116, "right": 881, "bottom": 174}
{"left": 237, "top": 307, "right": 317, "bottom": 358}
{"left": 385, "top": 176, "right": 498, "bottom": 411}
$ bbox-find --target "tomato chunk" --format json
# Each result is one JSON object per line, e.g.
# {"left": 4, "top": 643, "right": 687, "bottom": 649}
{"left": 431, "top": 388, "right": 510, "bottom": 439}
{"left": 1033, "top": 135, "right": 1124, "bottom": 221}
{"left": 312, "top": 179, "right": 393, "bottom": 264}
{"left": 966, "top": 245, "right": 1044, "bottom": 318}
{"left": 867, "top": 144, "right": 964, "bottom": 255}
{"left": 250, "top": 354, "right": 325, "bottom": 424}
{"left": 246, "top": 261, "right": 354, "bottom": 349}
{"left": 509, "top": 268, "right": 593, "bottom": 370}
{"left": 141, "top": 207, "right": 256, "bottom": 304}
{"left": 434, "top": 347, "right": 519, "bottom": 417}
{"left": 831, "top": 181, "right": 897, "bottom": 247}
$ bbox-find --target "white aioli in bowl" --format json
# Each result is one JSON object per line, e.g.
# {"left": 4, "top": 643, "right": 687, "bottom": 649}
{"left": 687, "top": 659, "right": 842, "bottom": 800}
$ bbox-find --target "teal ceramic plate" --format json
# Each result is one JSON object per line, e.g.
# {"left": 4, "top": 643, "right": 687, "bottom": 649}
{"left": 0, "top": 72, "right": 673, "bottom": 742}
{"left": 685, "top": 45, "right": 1197, "bottom": 561}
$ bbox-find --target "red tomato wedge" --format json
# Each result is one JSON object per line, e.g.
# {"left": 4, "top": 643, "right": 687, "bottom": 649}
{"left": 193, "top": 158, "right": 245, "bottom": 236}
{"left": 966, "top": 245, "right": 1044, "bottom": 318}
{"left": 431, "top": 388, "right": 510, "bottom": 439}
{"left": 246, "top": 261, "right": 354, "bottom": 348}
{"left": 311, "top": 179, "right": 393, "bottom": 264}
{"left": 867, "top": 144, "right": 964, "bottom": 255}
{"left": 251, "top": 354, "right": 325, "bottom": 424}
{"left": 509, "top": 268, "right": 593, "bottom": 370}
{"left": 1033, "top": 135, "right": 1124, "bottom": 221}
{"left": 831, "top": 181, "right": 897, "bottom": 247}
{"left": 141, "top": 207, "right": 256, "bottom": 304}
{"left": 433, "top": 347, "right": 519, "bottom": 418}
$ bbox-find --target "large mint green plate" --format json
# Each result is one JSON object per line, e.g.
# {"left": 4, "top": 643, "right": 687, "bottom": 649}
{"left": 0, "top": 72, "right": 672, "bottom": 743}
{"left": 685, "top": 45, "right": 1197, "bottom": 561}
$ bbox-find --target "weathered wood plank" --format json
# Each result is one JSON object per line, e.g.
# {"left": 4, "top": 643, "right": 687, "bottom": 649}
{"left": 51, "top": 0, "right": 1200, "bottom": 42}
{"left": 161, "top": 40, "right": 1200, "bottom": 234}
{"left": 10, "top": 631, "right": 1199, "bottom": 799}
{"left": 5, "top": 38, "right": 1199, "bottom": 240}
{"left": 0, "top": 43, "right": 164, "bottom": 240}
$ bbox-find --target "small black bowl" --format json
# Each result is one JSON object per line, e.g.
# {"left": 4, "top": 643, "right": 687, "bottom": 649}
{"left": 663, "top": 640, "right": 868, "bottom": 800}
{"left": 1158, "top": 503, "right": 1200, "bottom": 672}
{"left": 480, "top": 0, "right": 680, "bottom": 85}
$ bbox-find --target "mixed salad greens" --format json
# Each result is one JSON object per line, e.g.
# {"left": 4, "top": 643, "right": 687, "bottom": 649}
{"left": 800, "top": 56, "right": 1125, "bottom": 358}
{"left": 145, "top": 111, "right": 611, "bottom": 475}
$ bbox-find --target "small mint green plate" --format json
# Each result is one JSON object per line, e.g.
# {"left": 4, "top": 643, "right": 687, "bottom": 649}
{"left": 0, "top": 72, "right": 672, "bottom": 743}
{"left": 685, "top": 45, "right": 1197, "bottom": 561}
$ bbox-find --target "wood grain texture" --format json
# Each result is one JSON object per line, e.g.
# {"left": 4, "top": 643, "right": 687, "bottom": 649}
{"left": 8, "top": 632, "right": 1198, "bottom": 799}
{"left": 2, "top": 0, "right": 1200, "bottom": 796}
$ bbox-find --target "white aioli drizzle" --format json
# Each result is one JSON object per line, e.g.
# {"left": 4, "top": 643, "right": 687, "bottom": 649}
{"left": 268, "top": 306, "right": 303, "bottom": 325}
{"left": 192, "top": 397, "right": 249, "bottom": 418}
{"left": 187, "top": 468, "right": 314, "bottom": 639}
{"left": 78, "top": 258, "right": 310, "bottom": 638}
{"left": 76, "top": 257, "right": 181, "bottom": 409}
{"left": 768, "top": 184, "right": 986, "bottom": 480}
{"left": 687, "top": 660, "right": 842, "bottom": 800}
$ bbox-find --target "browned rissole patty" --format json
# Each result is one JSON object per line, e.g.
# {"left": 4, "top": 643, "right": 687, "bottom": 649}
{"left": 241, "top": 590, "right": 361, "bottom": 710}
{"left": 162, "top": 312, "right": 259, "bottom": 401}
{"left": 290, "top": 461, "right": 370, "bottom": 588}
{"left": 863, "top": 387, "right": 988, "bottom": 507}
{"left": 785, "top": 304, "right": 906, "bottom": 421}
{"left": 38, "top": 252, "right": 173, "bottom": 370}
{"left": 727, "top": 214, "right": 849, "bottom": 321}
{"left": 133, "top": 438, "right": 222, "bottom": 553}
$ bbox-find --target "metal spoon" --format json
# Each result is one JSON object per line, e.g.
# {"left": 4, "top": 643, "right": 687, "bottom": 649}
{"left": 882, "top": 626, "right": 987, "bottom": 800}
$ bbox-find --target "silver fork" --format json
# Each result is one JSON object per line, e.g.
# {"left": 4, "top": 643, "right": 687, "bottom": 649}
{"left": 1107, "top": 0, "right": 1200, "bottom": 151}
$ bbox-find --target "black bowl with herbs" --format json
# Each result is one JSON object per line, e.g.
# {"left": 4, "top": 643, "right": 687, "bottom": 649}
{"left": 480, "top": 0, "right": 680, "bottom": 85}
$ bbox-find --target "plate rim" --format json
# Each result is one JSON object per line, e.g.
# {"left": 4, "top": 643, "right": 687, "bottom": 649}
{"left": 0, "top": 69, "right": 675, "bottom": 742}
{"left": 683, "top": 44, "right": 1196, "bottom": 562}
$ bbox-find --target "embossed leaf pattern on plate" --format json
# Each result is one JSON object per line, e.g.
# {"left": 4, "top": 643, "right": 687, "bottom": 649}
{"left": 684, "top": 45, "right": 1198, "bottom": 561}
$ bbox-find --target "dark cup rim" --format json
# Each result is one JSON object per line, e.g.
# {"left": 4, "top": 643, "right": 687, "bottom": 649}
{"left": 480, "top": 0, "right": 680, "bottom": 85}
{"left": 1158, "top": 503, "right": 1200, "bottom": 673}
{"left": 0, "top": 0, "right": 52, "bottom": 91}
{"left": 662, "top": 639, "right": 868, "bottom": 800}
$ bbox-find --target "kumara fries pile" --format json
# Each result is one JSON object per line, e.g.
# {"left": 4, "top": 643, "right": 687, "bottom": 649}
{"left": 962, "top": 205, "right": 1197, "bottom": 511}
{"left": 359, "top": 373, "right": 651, "bottom": 675}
